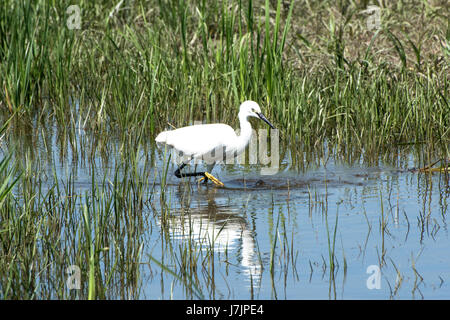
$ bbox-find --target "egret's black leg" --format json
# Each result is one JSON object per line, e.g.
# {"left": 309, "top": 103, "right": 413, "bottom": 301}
{"left": 174, "top": 163, "right": 188, "bottom": 178}
{"left": 174, "top": 162, "right": 205, "bottom": 178}
{"left": 174, "top": 163, "right": 223, "bottom": 186}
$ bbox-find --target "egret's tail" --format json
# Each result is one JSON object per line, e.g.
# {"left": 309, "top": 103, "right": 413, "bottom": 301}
{"left": 155, "top": 131, "right": 169, "bottom": 144}
{"left": 155, "top": 131, "right": 178, "bottom": 150}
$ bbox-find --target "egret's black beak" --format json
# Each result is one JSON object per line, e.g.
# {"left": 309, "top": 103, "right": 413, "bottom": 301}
{"left": 256, "top": 112, "right": 275, "bottom": 129}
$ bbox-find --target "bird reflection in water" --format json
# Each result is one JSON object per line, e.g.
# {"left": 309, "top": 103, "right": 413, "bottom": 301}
{"left": 161, "top": 184, "right": 262, "bottom": 288}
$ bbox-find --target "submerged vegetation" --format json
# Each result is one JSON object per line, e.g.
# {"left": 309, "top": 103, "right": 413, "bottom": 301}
{"left": 0, "top": 0, "right": 449, "bottom": 299}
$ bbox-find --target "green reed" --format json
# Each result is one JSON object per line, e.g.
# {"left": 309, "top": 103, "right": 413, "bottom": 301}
{"left": 2, "top": 0, "right": 448, "bottom": 163}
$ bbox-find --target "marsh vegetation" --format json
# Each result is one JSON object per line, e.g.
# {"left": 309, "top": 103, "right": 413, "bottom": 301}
{"left": 0, "top": 0, "right": 449, "bottom": 299}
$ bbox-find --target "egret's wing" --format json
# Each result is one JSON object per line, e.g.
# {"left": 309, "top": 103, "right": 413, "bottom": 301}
{"left": 155, "top": 124, "right": 237, "bottom": 159}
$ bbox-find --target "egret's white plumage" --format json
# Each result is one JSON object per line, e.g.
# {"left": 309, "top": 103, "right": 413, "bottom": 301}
{"left": 155, "top": 123, "right": 236, "bottom": 159}
{"left": 155, "top": 101, "right": 275, "bottom": 186}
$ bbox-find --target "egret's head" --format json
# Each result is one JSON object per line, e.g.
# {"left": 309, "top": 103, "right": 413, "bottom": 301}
{"left": 239, "top": 101, "right": 275, "bottom": 129}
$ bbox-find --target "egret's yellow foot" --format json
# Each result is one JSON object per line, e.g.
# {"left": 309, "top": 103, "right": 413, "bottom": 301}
{"left": 198, "top": 172, "right": 224, "bottom": 187}
{"left": 197, "top": 177, "right": 205, "bottom": 183}
{"left": 205, "top": 172, "right": 224, "bottom": 187}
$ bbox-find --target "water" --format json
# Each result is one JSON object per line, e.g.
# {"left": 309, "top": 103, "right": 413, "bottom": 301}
{"left": 143, "top": 152, "right": 449, "bottom": 299}
{"left": 5, "top": 125, "right": 450, "bottom": 299}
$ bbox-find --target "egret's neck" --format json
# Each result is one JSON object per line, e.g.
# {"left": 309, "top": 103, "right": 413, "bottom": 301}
{"left": 236, "top": 112, "right": 253, "bottom": 152}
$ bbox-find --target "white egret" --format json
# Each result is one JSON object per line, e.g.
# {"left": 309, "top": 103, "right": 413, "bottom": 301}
{"left": 155, "top": 100, "right": 275, "bottom": 186}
